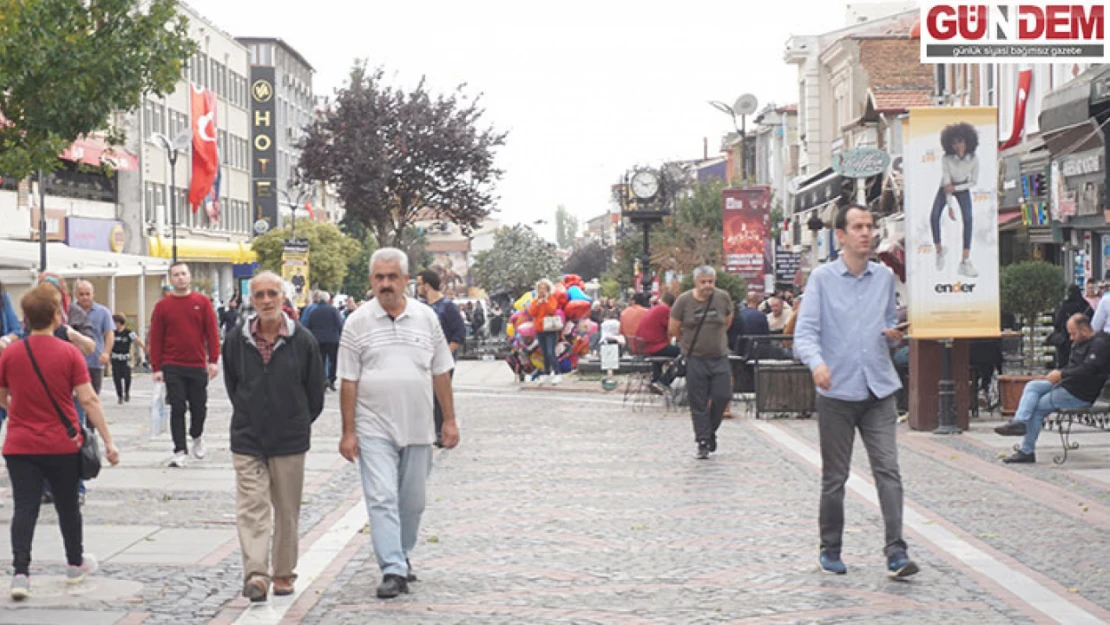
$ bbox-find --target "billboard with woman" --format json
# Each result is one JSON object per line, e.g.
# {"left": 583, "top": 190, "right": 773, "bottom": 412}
{"left": 906, "top": 107, "right": 999, "bottom": 339}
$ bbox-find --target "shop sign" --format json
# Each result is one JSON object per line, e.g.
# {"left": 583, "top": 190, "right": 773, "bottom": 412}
{"left": 1060, "top": 151, "right": 1103, "bottom": 178}
{"left": 251, "top": 66, "right": 279, "bottom": 236}
{"left": 65, "top": 217, "right": 125, "bottom": 252}
{"left": 831, "top": 147, "right": 890, "bottom": 179}
{"left": 31, "top": 208, "right": 67, "bottom": 241}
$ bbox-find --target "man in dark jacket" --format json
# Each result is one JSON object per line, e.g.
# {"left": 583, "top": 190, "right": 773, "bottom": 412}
{"left": 222, "top": 271, "right": 325, "bottom": 602}
{"left": 417, "top": 270, "right": 465, "bottom": 447}
{"left": 302, "top": 291, "right": 343, "bottom": 391}
{"left": 995, "top": 313, "right": 1110, "bottom": 463}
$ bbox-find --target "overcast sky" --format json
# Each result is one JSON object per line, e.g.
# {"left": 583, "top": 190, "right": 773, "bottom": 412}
{"left": 184, "top": 0, "right": 856, "bottom": 241}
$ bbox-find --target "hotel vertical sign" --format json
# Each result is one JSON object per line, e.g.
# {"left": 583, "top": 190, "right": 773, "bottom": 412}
{"left": 250, "top": 66, "right": 278, "bottom": 235}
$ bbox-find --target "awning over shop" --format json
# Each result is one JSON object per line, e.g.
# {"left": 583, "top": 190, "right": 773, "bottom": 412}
{"left": 790, "top": 167, "right": 882, "bottom": 214}
{"left": 148, "top": 236, "right": 257, "bottom": 264}
{"left": 1039, "top": 65, "right": 1110, "bottom": 136}
{"left": 1042, "top": 118, "right": 1104, "bottom": 156}
{"left": 0, "top": 240, "right": 170, "bottom": 278}
{"left": 999, "top": 210, "right": 1023, "bottom": 232}
{"left": 60, "top": 135, "right": 138, "bottom": 171}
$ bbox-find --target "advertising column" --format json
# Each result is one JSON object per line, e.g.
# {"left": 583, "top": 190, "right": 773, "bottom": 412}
{"left": 722, "top": 186, "right": 772, "bottom": 292}
{"left": 905, "top": 107, "right": 999, "bottom": 339}
{"left": 250, "top": 67, "right": 278, "bottom": 236}
{"left": 282, "top": 240, "right": 310, "bottom": 309}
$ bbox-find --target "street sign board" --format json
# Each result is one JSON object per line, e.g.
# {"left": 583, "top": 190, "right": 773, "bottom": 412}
{"left": 831, "top": 148, "right": 890, "bottom": 179}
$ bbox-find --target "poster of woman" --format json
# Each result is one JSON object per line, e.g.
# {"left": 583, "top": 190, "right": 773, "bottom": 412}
{"left": 906, "top": 107, "right": 999, "bottom": 339}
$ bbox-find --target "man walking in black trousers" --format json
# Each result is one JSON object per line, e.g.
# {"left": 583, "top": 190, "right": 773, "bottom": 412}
{"left": 416, "top": 270, "right": 465, "bottom": 447}
{"left": 302, "top": 291, "right": 343, "bottom": 392}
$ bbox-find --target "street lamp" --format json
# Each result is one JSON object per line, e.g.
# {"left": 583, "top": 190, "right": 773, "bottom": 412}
{"left": 280, "top": 185, "right": 312, "bottom": 242}
{"left": 709, "top": 94, "right": 759, "bottom": 183}
{"left": 149, "top": 130, "right": 193, "bottom": 263}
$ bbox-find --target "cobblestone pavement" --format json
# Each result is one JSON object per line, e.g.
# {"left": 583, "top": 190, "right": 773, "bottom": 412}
{"left": 1, "top": 362, "right": 1108, "bottom": 624}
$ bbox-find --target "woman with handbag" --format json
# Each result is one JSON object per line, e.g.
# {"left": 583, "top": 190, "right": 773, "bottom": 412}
{"left": 528, "top": 279, "right": 562, "bottom": 385}
{"left": 0, "top": 284, "right": 120, "bottom": 600}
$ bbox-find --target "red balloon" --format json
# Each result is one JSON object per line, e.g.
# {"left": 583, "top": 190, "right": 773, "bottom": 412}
{"left": 564, "top": 299, "right": 591, "bottom": 320}
{"left": 553, "top": 283, "right": 569, "bottom": 307}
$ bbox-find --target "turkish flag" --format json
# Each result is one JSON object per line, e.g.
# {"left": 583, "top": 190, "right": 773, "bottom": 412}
{"left": 189, "top": 86, "right": 219, "bottom": 212}
{"left": 303, "top": 200, "right": 314, "bottom": 220}
{"left": 1001, "top": 69, "right": 1032, "bottom": 150}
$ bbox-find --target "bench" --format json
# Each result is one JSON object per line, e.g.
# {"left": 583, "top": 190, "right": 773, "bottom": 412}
{"left": 742, "top": 335, "right": 816, "bottom": 419}
{"left": 1043, "top": 383, "right": 1110, "bottom": 465}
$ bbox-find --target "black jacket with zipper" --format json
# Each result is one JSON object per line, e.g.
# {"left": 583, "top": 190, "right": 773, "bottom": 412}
{"left": 222, "top": 314, "right": 325, "bottom": 458}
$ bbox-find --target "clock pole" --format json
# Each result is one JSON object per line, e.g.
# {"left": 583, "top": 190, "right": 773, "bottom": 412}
{"left": 641, "top": 221, "right": 652, "bottom": 299}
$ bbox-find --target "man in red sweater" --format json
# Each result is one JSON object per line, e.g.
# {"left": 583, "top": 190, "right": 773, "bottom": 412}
{"left": 149, "top": 263, "right": 221, "bottom": 467}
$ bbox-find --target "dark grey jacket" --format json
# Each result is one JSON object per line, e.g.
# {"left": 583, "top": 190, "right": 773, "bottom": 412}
{"left": 222, "top": 314, "right": 325, "bottom": 458}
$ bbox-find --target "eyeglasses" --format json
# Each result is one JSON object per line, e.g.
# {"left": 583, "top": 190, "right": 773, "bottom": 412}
{"left": 252, "top": 289, "right": 281, "bottom": 299}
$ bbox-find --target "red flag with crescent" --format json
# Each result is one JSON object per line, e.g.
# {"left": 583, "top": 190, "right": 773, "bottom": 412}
{"left": 189, "top": 86, "right": 219, "bottom": 212}
{"left": 1001, "top": 69, "right": 1032, "bottom": 150}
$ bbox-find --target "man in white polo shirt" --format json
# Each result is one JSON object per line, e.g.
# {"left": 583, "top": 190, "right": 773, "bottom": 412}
{"left": 337, "top": 247, "right": 460, "bottom": 599}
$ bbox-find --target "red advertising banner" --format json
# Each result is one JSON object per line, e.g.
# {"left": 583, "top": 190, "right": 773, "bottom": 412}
{"left": 722, "top": 186, "right": 772, "bottom": 290}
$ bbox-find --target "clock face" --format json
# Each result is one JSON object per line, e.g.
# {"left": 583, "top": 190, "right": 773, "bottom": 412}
{"left": 631, "top": 171, "right": 659, "bottom": 200}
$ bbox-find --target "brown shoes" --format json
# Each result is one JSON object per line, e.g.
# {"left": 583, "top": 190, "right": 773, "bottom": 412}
{"left": 242, "top": 578, "right": 268, "bottom": 602}
{"left": 273, "top": 577, "right": 295, "bottom": 596}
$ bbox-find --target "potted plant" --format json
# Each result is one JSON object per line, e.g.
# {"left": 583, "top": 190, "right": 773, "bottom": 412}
{"left": 998, "top": 261, "right": 1066, "bottom": 414}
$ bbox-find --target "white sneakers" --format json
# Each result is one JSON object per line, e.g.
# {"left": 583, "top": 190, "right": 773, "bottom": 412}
{"left": 935, "top": 248, "right": 945, "bottom": 271}
{"left": 65, "top": 553, "right": 98, "bottom": 585}
{"left": 958, "top": 260, "right": 979, "bottom": 278}
{"left": 550, "top": 374, "right": 562, "bottom": 386}
{"left": 168, "top": 452, "right": 188, "bottom": 468}
{"left": 192, "top": 436, "right": 207, "bottom": 460}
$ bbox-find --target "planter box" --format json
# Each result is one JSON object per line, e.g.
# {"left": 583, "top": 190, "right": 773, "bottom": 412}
{"left": 998, "top": 374, "right": 1039, "bottom": 416}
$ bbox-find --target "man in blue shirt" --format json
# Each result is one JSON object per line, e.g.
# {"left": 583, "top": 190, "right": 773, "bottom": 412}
{"left": 417, "top": 270, "right": 466, "bottom": 447}
{"left": 74, "top": 280, "right": 115, "bottom": 395}
{"left": 793, "top": 204, "right": 918, "bottom": 580}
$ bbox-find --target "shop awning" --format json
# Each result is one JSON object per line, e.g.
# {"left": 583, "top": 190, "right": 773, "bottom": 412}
{"left": 60, "top": 135, "right": 138, "bottom": 171}
{"left": 999, "top": 210, "right": 1023, "bottom": 232}
{"left": 1042, "top": 118, "right": 1104, "bottom": 156}
{"left": 1039, "top": 65, "right": 1110, "bottom": 135}
{"left": 148, "top": 236, "right": 257, "bottom": 264}
{"left": 0, "top": 240, "right": 170, "bottom": 278}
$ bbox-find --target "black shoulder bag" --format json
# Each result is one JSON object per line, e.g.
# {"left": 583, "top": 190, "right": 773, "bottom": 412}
{"left": 672, "top": 291, "right": 715, "bottom": 377}
{"left": 24, "top": 339, "right": 102, "bottom": 480}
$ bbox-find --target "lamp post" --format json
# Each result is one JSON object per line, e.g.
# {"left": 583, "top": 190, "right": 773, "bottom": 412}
{"left": 149, "top": 130, "right": 193, "bottom": 264}
{"left": 37, "top": 169, "right": 47, "bottom": 271}
{"left": 280, "top": 186, "right": 312, "bottom": 242}
{"left": 709, "top": 94, "right": 759, "bottom": 183}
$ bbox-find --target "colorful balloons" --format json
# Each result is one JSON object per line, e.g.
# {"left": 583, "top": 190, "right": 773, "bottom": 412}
{"left": 553, "top": 283, "right": 569, "bottom": 307}
{"left": 567, "top": 285, "right": 589, "bottom": 302}
{"left": 505, "top": 283, "right": 599, "bottom": 380}
{"left": 514, "top": 291, "right": 535, "bottom": 312}
{"left": 516, "top": 321, "right": 537, "bottom": 339}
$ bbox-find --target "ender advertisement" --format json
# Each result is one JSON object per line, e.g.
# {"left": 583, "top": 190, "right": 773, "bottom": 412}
{"left": 282, "top": 242, "right": 310, "bottom": 309}
{"left": 906, "top": 107, "right": 999, "bottom": 339}
{"left": 722, "top": 186, "right": 772, "bottom": 291}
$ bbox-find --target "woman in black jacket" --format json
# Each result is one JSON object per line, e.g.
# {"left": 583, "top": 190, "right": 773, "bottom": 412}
{"left": 1053, "top": 285, "right": 1094, "bottom": 368}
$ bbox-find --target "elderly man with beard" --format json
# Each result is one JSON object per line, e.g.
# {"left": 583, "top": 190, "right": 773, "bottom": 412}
{"left": 222, "top": 271, "right": 325, "bottom": 602}
{"left": 338, "top": 248, "right": 459, "bottom": 599}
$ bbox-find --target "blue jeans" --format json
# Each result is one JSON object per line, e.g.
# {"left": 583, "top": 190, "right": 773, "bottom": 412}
{"left": 537, "top": 331, "right": 558, "bottom": 374}
{"left": 357, "top": 436, "right": 433, "bottom": 577}
{"left": 931, "top": 188, "right": 973, "bottom": 251}
{"left": 1012, "top": 380, "right": 1089, "bottom": 454}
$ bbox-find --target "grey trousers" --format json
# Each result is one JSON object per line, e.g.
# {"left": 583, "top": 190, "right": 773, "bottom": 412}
{"left": 816, "top": 393, "right": 906, "bottom": 556}
{"left": 686, "top": 356, "right": 732, "bottom": 444}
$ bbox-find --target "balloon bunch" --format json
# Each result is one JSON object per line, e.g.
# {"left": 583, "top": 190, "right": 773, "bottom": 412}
{"left": 504, "top": 274, "right": 599, "bottom": 379}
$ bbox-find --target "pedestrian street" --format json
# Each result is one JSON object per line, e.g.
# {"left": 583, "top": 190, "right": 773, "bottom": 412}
{"left": 0, "top": 361, "right": 1108, "bottom": 624}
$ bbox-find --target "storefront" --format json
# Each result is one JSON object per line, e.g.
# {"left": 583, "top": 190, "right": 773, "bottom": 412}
{"left": 147, "top": 235, "right": 257, "bottom": 303}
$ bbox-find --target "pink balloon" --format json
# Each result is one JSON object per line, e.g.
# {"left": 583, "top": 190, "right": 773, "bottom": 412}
{"left": 510, "top": 310, "right": 529, "bottom": 327}
{"left": 517, "top": 321, "right": 537, "bottom": 339}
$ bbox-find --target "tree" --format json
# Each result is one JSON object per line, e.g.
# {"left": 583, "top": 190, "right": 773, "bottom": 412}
{"left": 251, "top": 219, "right": 361, "bottom": 293}
{"left": 470, "top": 225, "right": 562, "bottom": 297}
{"left": 0, "top": 0, "right": 195, "bottom": 178}
{"left": 554, "top": 204, "right": 578, "bottom": 249}
{"left": 299, "top": 63, "right": 507, "bottom": 248}
{"left": 680, "top": 271, "right": 748, "bottom": 303}
{"left": 339, "top": 221, "right": 378, "bottom": 299}
{"left": 563, "top": 240, "right": 611, "bottom": 281}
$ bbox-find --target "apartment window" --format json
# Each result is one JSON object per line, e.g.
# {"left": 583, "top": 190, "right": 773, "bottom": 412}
{"left": 983, "top": 64, "right": 996, "bottom": 106}
{"left": 935, "top": 63, "right": 947, "bottom": 97}
{"left": 144, "top": 183, "right": 155, "bottom": 224}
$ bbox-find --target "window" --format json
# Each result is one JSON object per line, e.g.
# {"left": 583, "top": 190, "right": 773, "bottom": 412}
{"left": 983, "top": 64, "right": 996, "bottom": 106}
{"left": 144, "top": 183, "right": 155, "bottom": 224}
{"left": 935, "top": 63, "right": 947, "bottom": 98}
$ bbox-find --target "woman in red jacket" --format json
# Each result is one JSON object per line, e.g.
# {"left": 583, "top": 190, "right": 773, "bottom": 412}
{"left": 0, "top": 284, "right": 120, "bottom": 600}
{"left": 528, "top": 279, "right": 561, "bottom": 384}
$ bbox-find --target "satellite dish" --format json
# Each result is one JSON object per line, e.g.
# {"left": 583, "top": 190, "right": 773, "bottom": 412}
{"left": 733, "top": 94, "right": 759, "bottom": 117}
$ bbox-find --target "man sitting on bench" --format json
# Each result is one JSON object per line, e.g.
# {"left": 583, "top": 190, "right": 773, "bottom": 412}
{"left": 995, "top": 313, "right": 1110, "bottom": 463}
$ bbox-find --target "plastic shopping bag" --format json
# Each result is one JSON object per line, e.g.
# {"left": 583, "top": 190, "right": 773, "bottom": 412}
{"left": 150, "top": 382, "right": 168, "bottom": 439}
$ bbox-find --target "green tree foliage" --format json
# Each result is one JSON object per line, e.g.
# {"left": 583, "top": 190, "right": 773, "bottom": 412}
{"left": 251, "top": 219, "right": 361, "bottom": 293}
{"left": 1000, "top": 261, "right": 1066, "bottom": 327}
{"left": 563, "top": 240, "right": 610, "bottom": 281}
{"left": 555, "top": 204, "right": 578, "bottom": 249}
{"left": 339, "top": 221, "right": 378, "bottom": 299}
{"left": 679, "top": 270, "right": 748, "bottom": 303}
{"left": 600, "top": 278, "right": 621, "bottom": 299}
{"left": 673, "top": 177, "right": 726, "bottom": 235}
{"left": 470, "top": 225, "right": 562, "bottom": 297}
{"left": 0, "top": 0, "right": 195, "bottom": 178}
{"left": 299, "top": 63, "right": 507, "bottom": 248}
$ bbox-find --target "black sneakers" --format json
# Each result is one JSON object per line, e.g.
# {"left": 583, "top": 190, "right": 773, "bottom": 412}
{"left": 1002, "top": 450, "right": 1036, "bottom": 464}
{"left": 376, "top": 574, "right": 409, "bottom": 599}
{"left": 696, "top": 442, "right": 710, "bottom": 460}
{"left": 994, "top": 421, "right": 1027, "bottom": 436}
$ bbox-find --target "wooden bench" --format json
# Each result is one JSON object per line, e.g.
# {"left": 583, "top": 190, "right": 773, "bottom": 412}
{"left": 1043, "top": 383, "right": 1110, "bottom": 465}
